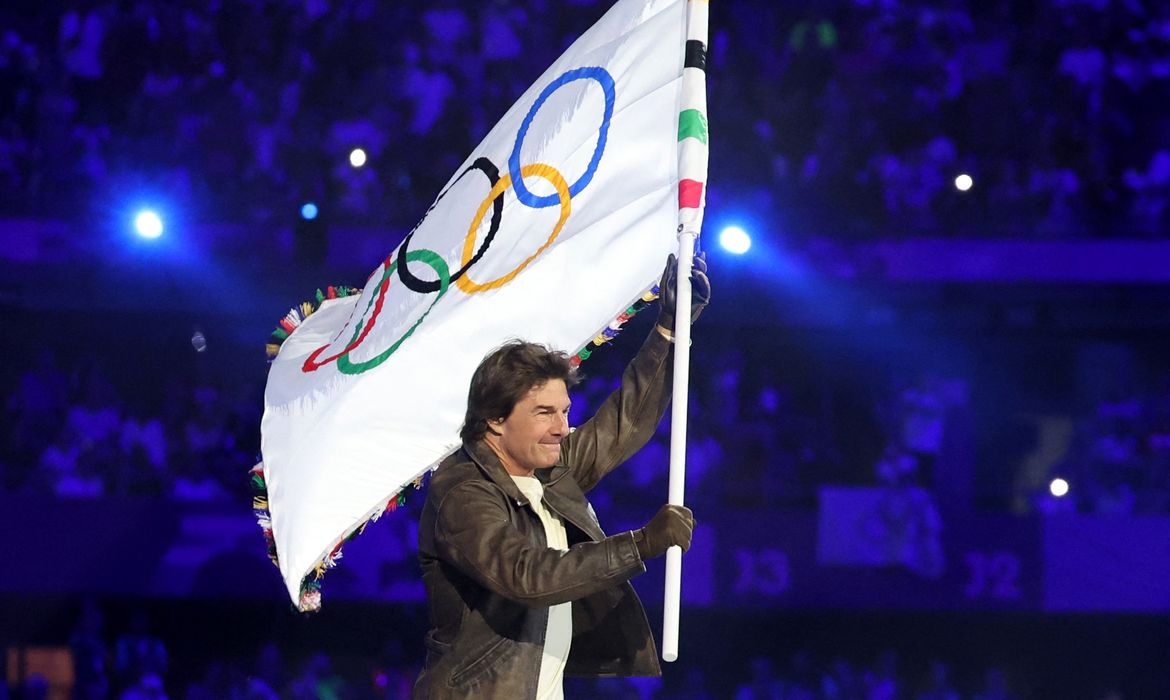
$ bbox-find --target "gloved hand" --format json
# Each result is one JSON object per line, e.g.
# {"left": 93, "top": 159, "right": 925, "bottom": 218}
{"left": 657, "top": 251, "right": 711, "bottom": 337}
{"left": 634, "top": 504, "right": 695, "bottom": 560}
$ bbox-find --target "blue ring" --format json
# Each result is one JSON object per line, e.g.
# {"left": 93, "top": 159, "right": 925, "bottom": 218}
{"left": 508, "top": 66, "right": 615, "bottom": 209}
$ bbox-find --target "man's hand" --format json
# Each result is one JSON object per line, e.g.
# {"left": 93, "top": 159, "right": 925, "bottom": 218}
{"left": 657, "top": 251, "right": 711, "bottom": 336}
{"left": 634, "top": 504, "right": 695, "bottom": 560}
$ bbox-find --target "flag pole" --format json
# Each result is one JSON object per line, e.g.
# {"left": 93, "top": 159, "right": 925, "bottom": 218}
{"left": 663, "top": 0, "right": 709, "bottom": 664}
{"left": 662, "top": 232, "right": 695, "bottom": 664}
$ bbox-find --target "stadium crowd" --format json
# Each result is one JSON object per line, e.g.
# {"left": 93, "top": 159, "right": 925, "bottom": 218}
{"left": 1, "top": 0, "right": 1169, "bottom": 237}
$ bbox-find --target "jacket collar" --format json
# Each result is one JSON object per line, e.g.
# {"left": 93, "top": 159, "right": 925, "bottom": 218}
{"left": 463, "top": 439, "right": 593, "bottom": 537}
{"left": 463, "top": 439, "right": 560, "bottom": 506}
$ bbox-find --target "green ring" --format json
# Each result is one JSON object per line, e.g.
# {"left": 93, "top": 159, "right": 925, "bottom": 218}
{"left": 337, "top": 249, "right": 450, "bottom": 375}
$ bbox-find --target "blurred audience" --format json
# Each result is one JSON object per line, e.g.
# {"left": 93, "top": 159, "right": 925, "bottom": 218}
{"left": 46, "top": 601, "right": 1046, "bottom": 699}
{"left": 5, "top": 326, "right": 1170, "bottom": 516}
{"left": 5, "top": 0, "right": 1170, "bottom": 515}
{"left": 2, "top": 0, "right": 1170, "bottom": 238}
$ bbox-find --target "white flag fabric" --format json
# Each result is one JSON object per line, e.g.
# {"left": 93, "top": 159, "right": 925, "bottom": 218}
{"left": 259, "top": 0, "right": 691, "bottom": 610}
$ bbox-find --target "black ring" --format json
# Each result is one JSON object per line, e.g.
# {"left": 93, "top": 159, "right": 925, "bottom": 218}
{"left": 396, "top": 157, "right": 504, "bottom": 293}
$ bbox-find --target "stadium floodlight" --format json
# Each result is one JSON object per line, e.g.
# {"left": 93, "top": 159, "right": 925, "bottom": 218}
{"left": 134, "top": 210, "right": 164, "bottom": 239}
{"left": 719, "top": 225, "right": 751, "bottom": 255}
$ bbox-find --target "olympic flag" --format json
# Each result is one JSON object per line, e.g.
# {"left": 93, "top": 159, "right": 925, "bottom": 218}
{"left": 257, "top": 0, "right": 708, "bottom": 612}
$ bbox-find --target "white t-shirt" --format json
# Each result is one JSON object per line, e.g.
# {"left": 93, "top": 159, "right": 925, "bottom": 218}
{"left": 510, "top": 475, "right": 572, "bottom": 700}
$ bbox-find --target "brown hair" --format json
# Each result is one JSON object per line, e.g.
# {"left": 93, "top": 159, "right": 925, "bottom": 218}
{"left": 460, "top": 340, "right": 580, "bottom": 444}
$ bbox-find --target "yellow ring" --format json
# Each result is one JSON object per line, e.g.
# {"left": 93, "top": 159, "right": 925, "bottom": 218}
{"left": 457, "top": 163, "right": 571, "bottom": 294}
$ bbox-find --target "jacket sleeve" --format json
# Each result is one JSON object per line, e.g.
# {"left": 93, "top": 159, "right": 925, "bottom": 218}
{"left": 434, "top": 480, "right": 646, "bottom": 607}
{"left": 559, "top": 328, "right": 673, "bottom": 493}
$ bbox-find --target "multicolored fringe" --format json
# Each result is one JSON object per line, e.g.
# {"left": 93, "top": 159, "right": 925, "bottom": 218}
{"left": 250, "top": 460, "right": 427, "bottom": 612}
{"left": 265, "top": 285, "right": 361, "bottom": 361}
{"left": 250, "top": 463, "right": 279, "bottom": 568}
{"left": 570, "top": 286, "right": 660, "bottom": 367}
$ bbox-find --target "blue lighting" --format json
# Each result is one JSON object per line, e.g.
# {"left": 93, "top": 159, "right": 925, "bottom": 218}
{"left": 301, "top": 202, "right": 319, "bottom": 220}
{"left": 134, "top": 210, "right": 163, "bottom": 239}
{"left": 719, "top": 226, "right": 751, "bottom": 255}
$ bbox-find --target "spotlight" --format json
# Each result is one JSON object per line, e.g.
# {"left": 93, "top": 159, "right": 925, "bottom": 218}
{"left": 349, "top": 148, "right": 367, "bottom": 168}
{"left": 954, "top": 173, "right": 974, "bottom": 192}
{"left": 1049, "top": 478, "right": 1069, "bottom": 497}
{"left": 134, "top": 210, "right": 163, "bottom": 239}
{"left": 300, "top": 202, "right": 319, "bottom": 220}
{"left": 718, "top": 226, "right": 752, "bottom": 255}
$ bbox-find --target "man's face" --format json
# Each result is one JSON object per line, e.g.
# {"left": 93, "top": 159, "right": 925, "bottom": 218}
{"left": 486, "top": 379, "right": 571, "bottom": 476}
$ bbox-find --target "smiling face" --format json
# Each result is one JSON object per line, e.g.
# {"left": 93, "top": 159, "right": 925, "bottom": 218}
{"left": 484, "top": 378, "right": 571, "bottom": 477}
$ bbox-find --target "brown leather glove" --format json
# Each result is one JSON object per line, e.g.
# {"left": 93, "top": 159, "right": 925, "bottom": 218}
{"left": 634, "top": 504, "right": 695, "bottom": 560}
{"left": 657, "top": 251, "right": 711, "bottom": 335}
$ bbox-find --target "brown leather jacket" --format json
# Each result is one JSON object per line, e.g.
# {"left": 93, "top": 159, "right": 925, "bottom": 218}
{"left": 414, "top": 331, "right": 673, "bottom": 699}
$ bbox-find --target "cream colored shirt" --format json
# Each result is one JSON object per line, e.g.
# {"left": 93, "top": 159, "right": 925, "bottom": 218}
{"left": 510, "top": 474, "right": 572, "bottom": 700}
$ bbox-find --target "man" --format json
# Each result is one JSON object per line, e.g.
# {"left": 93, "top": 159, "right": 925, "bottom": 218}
{"left": 414, "top": 254, "right": 710, "bottom": 699}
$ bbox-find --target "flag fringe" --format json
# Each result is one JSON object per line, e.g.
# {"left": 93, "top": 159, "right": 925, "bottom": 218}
{"left": 570, "top": 285, "right": 660, "bottom": 367}
{"left": 250, "top": 461, "right": 429, "bottom": 612}
{"left": 266, "top": 285, "right": 361, "bottom": 361}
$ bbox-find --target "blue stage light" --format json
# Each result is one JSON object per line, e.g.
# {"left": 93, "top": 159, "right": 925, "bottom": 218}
{"left": 134, "top": 210, "right": 163, "bottom": 239}
{"left": 719, "top": 226, "right": 751, "bottom": 255}
{"left": 301, "top": 202, "right": 319, "bottom": 220}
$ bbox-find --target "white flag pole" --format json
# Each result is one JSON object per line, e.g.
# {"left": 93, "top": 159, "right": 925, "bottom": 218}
{"left": 662, "top": 233, "right": 695, "bottom": 663}
{"left": 663, "top": 0, "right": 709, "bottom": 664}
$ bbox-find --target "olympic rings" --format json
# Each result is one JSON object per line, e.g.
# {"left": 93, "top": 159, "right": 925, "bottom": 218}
{"left": 455, "top": 163, "right": 571, "bottom": 294}
{"left": 297, "top": 67, "right": 614, "bottom": 375}
{"left": 337, "top": 248, "right": 451, "bottom": 375}
{"left": 508, "top": 66, "right": 614, "bottom": 209}
{"left": 302, "top": 255, "right": 396, "bottom": 372}
{"left": 396, "top": 157, "right": 503, "bottom": 294}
